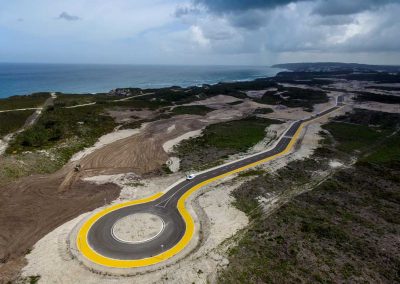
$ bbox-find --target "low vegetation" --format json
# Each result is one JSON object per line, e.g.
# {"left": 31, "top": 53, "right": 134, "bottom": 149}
{"left": 108, "top": 97, "right": 171, "bottom": 110}
{"left": 365, "top": 85, "right": 400, "bottom": 92}
{"left": 7, "top": 104, "right": 116, "bottom": 163}
{"left": 355, "top": 91, "right": 400, "bottom": 104}
{"left": 228, "top": 100, "right": 243, "bottom": 106}
{"left": 258, "top": 87, "right": 329, "bottom": 111}
{"left": 137, "top": 79, "right": 278, "bottom": 106}
{"left": 20, "top": 275, "right": 41, "bottom": 284}
{"left": 322, "top": 122, "right": 391, "bottom": 153}
{"left": 237, "top": 169, "right": 266, "bottom": 178}
{"left": 54, "top": 93, "right": 96, "bottom": 107}
{"left": 54, "top": 93, "right": 131, "bottom": 107}
{"left": 171, "top": 105, "right": 213, "bottom": 116}
{"left": 0, "top": 151, "right": 62, "bottom": 186}
{"left": 174, "top": 116, "right": 282, "bottom": 171}
{"left": 0, "top": 92, "right": 50, "bottom": 110}
{"left": 253, "top": 107, "right": 273, "bottom": 115}
{"left": 0, "top": 110, "right": 33, "bottom": 136}
{"left": 219, "top": 109, "right": 400, "bottom": 283}
{"left": 342, "top": 72, "right": 400, "bottom": 83}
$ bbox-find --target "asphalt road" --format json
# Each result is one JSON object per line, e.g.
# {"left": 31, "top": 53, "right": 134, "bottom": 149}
{"left": 87, "top": 95, "right": 344, "bottom": 261}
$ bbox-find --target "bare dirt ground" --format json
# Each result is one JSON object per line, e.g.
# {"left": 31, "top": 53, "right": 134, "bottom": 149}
{"left": 70, "top": 128, "right": 141, "bottom": 162}
{"left": 76, "top": 116, "right": 204, "bottom": 176}
{"left": 112, "top": 213, "right": 164, "bottom": 243}
{"left": 0, "top": 165, "right": 120, "bottom": 283}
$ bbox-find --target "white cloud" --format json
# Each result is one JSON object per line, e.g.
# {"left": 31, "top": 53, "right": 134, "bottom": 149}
{"left": 0, "top": 0, "right": 400, "bottom": 65}
{"left": 189, "top": 25, "right": 210, "bottom": 47}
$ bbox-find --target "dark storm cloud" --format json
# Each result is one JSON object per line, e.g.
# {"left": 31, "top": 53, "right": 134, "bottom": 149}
{"left": 194, "top": 0, "right": 399, "bottom": 16}
{"left": 313, "top": 0, "right": 399, "bottom": 16}
{"left": 174, "top": 6, "right": 201, "bottom": 17}
{"left": 194, "top": 0, "right": 307, "bottom": 13}
{"left": 229, "top": 10, "right": 269, "bottom": 30}
{"left": 316, "top": 15, "right": 357, "bottom": 26}
{"left": 57, "top": 12, "right": 81, "bottom": 21}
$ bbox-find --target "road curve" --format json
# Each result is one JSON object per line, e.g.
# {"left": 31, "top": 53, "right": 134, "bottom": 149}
{"left": 76, "top": 95, "right": 345, "bottom": 268}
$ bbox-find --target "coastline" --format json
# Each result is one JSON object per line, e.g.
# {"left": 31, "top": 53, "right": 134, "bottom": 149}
{"left": 0, "top": 64, "right": 283, "bottom": 98}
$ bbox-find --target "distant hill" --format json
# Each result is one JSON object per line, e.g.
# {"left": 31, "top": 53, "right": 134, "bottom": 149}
{"left": 272, "top": 62, "right": 400, "bottom": 73}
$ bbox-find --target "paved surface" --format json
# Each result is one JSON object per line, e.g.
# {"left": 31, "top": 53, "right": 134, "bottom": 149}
{"left": 83, "top": 95, "right": 344, "bottom": 264}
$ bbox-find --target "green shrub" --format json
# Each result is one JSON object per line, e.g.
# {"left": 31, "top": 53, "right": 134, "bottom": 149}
{"left": 171, "top": 105, "right": 213, "bottom": 116}
{"left": 0, "top": 110, "right": 34, "bottom": 136}
{"left": 0, "top": 92, "right": 50, "bottom": 110}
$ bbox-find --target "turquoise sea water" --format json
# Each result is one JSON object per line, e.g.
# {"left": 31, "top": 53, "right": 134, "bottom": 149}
{"left": 0, "top": 63, "right": 282, "bottom": 98}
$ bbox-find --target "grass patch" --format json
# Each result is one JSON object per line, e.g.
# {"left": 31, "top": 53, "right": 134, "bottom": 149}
{"left": 54, "top": 93, "right": 96, "bottom": 107}
{"left": 171, "top": 105, "right": 213, "bottom": 116}
{"left": 238, "top": 169, "right": 265, "bottom": 178}
{"left": 180, "top": 116, "right": 281, "bottom": 152}
{"left": 321, "top": 109, "right": 400, "bottom": 156}
{"left": 362, "top": 133, "right": 400, "bottom": 166}
{"left": 0, "top": 110, "right": 33, "bottom": 136}
{"left": 322, "top": 122, "right": 390, "bottom": 153}
{"left": 175, "top": 116, "right": 282, "bottom": 171}
{"left": 0, "top": 93, "right": 50, "bottom": 110}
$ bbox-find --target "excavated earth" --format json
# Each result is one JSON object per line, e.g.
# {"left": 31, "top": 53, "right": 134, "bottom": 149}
{"left": 0, "top": 165, "right": 120, "bottom": 282}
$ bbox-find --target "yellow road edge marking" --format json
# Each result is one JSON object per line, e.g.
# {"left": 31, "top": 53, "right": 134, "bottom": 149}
{"left": 76, "top": 107, "right": 342, "bottom": 268}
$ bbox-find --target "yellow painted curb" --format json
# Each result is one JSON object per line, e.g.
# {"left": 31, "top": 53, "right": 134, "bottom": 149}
{"left": 76, "top": 106, "right": 342, "bottom": 268}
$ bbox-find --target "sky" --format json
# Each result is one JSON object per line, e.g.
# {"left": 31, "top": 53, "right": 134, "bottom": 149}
{"left": 0, "top": 0, "right": 400, "bottom": 65}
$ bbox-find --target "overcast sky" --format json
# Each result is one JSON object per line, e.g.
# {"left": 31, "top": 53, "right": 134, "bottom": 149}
{"left": 1, "top": 0, "right": 399, "bottom": 65}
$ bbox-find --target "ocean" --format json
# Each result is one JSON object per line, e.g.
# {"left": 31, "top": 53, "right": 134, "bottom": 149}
{"left": 0, "top": 63, "right": 282, "bottom": 98}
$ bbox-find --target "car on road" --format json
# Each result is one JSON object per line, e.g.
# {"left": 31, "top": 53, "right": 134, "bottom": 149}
{"left": 186, "top": 174, "right": 196, "bottom": 180}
